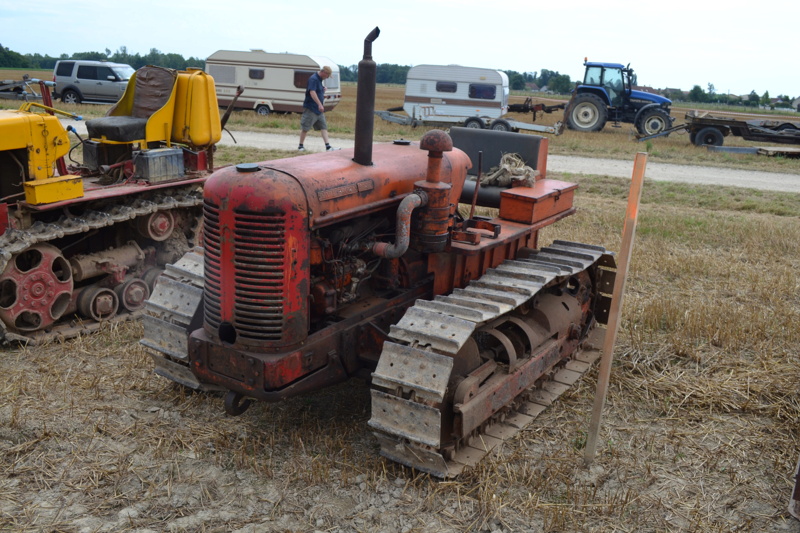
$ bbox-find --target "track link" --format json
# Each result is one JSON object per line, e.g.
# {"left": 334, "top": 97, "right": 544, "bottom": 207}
{"left": 368, "top": 240, "right": 615, "bottom": 477}
{"left": 0, "top": 186, "right": 203, "bottom": 345}
{"left": 139, "top": 247, "right": 218, "bottom": 390}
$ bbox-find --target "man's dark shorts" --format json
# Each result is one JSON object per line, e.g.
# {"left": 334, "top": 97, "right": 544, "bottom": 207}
{"left": 301, "top": 109, "right": 328, "bottom": 131}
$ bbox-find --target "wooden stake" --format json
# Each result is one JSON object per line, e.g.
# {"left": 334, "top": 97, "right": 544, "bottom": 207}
{"left": 583, "top": 152, "right": 647, "bottom": 466}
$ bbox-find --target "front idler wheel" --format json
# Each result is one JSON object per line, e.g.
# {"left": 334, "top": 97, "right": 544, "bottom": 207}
{"left": 224, "top": 391, "right": 253, "bottom": 416}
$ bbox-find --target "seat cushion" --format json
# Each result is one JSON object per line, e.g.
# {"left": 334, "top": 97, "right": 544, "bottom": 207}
{"left": 86, "top": 116, "right": 148, "bottom": 142}
{"left": 130, "top": 66, "right": 177, "bottom": 119}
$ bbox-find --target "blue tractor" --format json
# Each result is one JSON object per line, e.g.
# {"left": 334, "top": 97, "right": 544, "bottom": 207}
{"left": 565, "top": 60, "right": 673, "bottom": 135}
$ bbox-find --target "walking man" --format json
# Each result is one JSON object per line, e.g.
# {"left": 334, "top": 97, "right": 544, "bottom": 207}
{"left": 298, "top": 65, "right": 336, "bottom": 151}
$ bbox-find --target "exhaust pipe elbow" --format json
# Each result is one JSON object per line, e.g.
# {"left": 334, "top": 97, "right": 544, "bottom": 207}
{"left": 371, "top": 193, "right": 424, "bottom": 259}
{"left": 363, "top": 27, "right": 380, "bottom": 58}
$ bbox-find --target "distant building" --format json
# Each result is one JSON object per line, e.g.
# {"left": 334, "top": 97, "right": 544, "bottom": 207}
{"left": 633, "top": 85, "right": 660, "bottom": 95}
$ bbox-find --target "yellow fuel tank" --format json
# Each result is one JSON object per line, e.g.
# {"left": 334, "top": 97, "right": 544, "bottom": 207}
{"left": 172, "top": 68, "right": 222, "bottom": 149}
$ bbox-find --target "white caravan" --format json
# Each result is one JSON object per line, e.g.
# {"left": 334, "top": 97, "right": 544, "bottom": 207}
{"left": 403, "top": 64, "right": 509, "bottom": 125}
{"left": 206, "top": 50, "right": 341, "bottom": 115}
{"left": 376, "top": 64, "right": 561, "bottom": 134}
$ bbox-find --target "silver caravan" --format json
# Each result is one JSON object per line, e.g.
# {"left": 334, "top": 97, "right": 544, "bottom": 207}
{"left": 206, "top": 50, "right": 341, "bottom": 115}
{"left": 376, "top": 64, "right": 561, "bottom": 134}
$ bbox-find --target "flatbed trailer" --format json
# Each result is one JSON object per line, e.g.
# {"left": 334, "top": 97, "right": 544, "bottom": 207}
{"left": 638, "top": 110, "right": 800, "bottom": 146}
{"left": 0, "top": 78, "right": 48, "bottom": 101}
{"left": 374, "top": 109, "right": 564, "bottom": 135}
{"left": 375, "top": 99, "right": 565, "bottom": 135}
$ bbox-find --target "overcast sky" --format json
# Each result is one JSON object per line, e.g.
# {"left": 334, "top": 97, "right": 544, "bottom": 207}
{"left": 2, "top": 0, "right": 797, "bottom": 98}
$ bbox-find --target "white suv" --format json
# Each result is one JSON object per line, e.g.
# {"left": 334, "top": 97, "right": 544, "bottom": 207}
{"left": 53, "top": 60, "right": 135, "bottom": 104}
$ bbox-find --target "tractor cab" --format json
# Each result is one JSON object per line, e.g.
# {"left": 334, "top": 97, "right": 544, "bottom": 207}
{"left": 566, "top": 58, "right": 673, "bottom": 135}
{"left": 581, "top": 62, "right": 633, "bottom": 107}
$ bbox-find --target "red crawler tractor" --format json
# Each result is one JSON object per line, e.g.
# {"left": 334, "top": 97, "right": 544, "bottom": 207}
{"left": 142, "top": 28, "right": 617, "bottom": 476}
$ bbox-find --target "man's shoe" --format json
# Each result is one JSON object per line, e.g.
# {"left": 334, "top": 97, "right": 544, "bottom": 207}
{"left": 298, "top": 146, "right": 306, "bottom": 151}
{"left": 326, "top": 146, "right": 339, "bottom": 151}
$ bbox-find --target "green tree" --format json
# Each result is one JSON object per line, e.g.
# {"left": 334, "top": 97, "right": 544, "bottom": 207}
{"left": 339, "top": 64, "right": 357, "bottom": 82}
{"left": 0, "top": 44, "right": 30, "bottom": 68}
{"left": 548, "top": 74, "right": 573, "bottom": 94}
{"left": 748, "top": 90, "right": 759, "bottom": 107}
{"left": 72, "top": 50, "right": 108, "bottom": 61}
{"left": 508, "top": 73, "right": 526, "bottom": 91}
{"left": 376, "top": 64, "right": 409, "bottom": 84}
{"left": 760, "top": 90, "right": 770, "bottom": 107}
{"left": 688, "top": 85, "right": 706, "bottom": 103}
{"left": 536, "top": 69, "right": 557, "bottom": 87}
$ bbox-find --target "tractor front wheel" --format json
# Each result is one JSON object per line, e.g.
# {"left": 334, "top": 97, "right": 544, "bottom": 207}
{"left": 566, "top": 94, "right": 608, "bottom": 132}
{"left": 636, "top": 108, "right": 672, "bottom": 136}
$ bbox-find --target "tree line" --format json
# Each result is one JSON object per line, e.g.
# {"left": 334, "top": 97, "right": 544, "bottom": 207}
{"left": 2, "top": 44, "right": 567, "bottom": 92}
{"left": 340, "top": 64, "right": 573, "bottom": 92}
{"left": 679, "top": 83, "right": 794, "bottom": 109}
{"left": 0, "top": 44, "right": 205, "bottom": 71}
{"left": 3, "top": 45, "right": 794, "bottom": 106}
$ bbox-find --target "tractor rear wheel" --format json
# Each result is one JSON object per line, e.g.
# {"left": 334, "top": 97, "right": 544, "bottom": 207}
{"left": 566, "top": 94, "right": 608, "bottom": 132}
{"left": 636, "top": 108, "right": 672, "bottom": 136}
{"left": 694, "top": 127, "right": 724, "bottom": 146}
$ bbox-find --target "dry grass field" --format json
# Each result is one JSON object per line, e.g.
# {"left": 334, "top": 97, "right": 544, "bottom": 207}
{"left": 1, "top": 68, "right": 800, "bottom": 533}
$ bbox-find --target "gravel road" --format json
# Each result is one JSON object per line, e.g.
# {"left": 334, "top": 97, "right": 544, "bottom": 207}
{"left": 220, "top": 131, "right": 800, "bottom": 193}
{"left": 63, "top": 120, "right": 800, "bottom": 192}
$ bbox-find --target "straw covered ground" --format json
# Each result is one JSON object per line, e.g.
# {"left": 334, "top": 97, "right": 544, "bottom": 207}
{"left": 2, "top": 162, "right": 799, "bottom": 532}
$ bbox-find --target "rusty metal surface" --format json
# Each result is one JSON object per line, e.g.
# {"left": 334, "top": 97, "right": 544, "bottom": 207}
{"left": 370, "top": 390, "right": 443, "bottom": 447}
{"left": 371, "top": 342, "right": 453, "bottom": 403}
{"left": 141, "top": 248, "right": 205, "bottom": 364}
{"left": 388, "top": 306, "right": 476, "bottom": 355}
{"left": 187, "top": 284, "right": 430, "bottom": 402}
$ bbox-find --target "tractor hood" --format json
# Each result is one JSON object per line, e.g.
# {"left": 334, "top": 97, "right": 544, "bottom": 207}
{"left": 630, "top": 89, "right": 671, "bottom": 106}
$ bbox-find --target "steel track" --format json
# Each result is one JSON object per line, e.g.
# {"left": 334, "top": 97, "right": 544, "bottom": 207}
{"left": 0, "top": 185, "right": 203, "bottom": 345}
{"left": 368, "top": 241, "right": 615, "bottom": 477}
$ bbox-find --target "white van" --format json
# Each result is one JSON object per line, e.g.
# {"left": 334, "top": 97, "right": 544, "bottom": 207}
{"left": 206, "top": 50, "right": 341, "bottom": 115}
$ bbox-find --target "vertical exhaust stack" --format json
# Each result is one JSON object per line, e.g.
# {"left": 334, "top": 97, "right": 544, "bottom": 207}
{"left": 353, "top": 27, "right": 380, "bottom": 166}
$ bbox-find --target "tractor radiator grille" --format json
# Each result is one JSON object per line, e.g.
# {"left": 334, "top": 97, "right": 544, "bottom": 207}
{"left": 203, "top": 201, "right": 287, "bottom": 342}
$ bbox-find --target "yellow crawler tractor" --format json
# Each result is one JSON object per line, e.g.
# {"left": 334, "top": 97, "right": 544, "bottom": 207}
{"left": 0, "top": 66, "right": 227, "bottom": 344}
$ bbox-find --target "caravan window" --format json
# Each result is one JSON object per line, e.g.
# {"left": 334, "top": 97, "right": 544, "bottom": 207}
{"left": 469, "top": 84, "right": 496, "bottom": 100}
{"left": 249, "top": 69, "right": 265, "bottom": 80}
{"left": 294, "top": 70, "right": 315, "bottom": 89}
{"left": 207, "top": 65, "right": 235, "bottom": 84}
{"left": 436, "top": 81, "right": 457, "bottom": 93}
